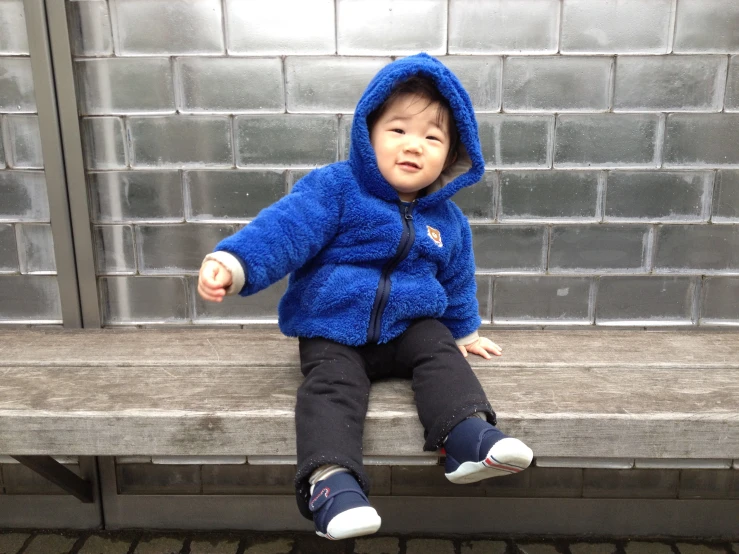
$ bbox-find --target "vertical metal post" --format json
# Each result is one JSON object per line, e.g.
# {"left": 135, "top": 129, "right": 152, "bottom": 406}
{"left": 22, "top": 0, "right": 83, "bottom": 327}
{"left": 23, "top": 0, "right": 101, "bottom": 328}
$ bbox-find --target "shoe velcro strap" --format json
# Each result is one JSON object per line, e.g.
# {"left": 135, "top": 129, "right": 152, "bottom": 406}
{"left": 309, "top": 485, "right": 367, "bottom": 513}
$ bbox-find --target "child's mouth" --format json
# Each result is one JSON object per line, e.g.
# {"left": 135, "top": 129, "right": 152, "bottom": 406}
{"left": 398, "top": 161, "right": 421, "bottom": 170}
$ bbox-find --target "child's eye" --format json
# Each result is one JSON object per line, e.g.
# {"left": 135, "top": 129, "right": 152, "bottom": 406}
{"left": 427, "top": 135, "right": 442, "bottom": 142}
{"left": 392, "top": 128, "right": 404, "bottom": 134}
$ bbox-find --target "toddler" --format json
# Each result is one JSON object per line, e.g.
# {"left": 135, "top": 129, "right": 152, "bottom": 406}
{"left": 198, "top": 53, "right": 533, "bottom": 540}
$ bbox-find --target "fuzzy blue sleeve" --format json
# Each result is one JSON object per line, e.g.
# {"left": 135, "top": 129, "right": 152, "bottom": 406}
{"left": 437, "top": 209, "right": 481, "bottom": 339}
{"left": 212, "top": 168, "right": 341, "bottom": 296}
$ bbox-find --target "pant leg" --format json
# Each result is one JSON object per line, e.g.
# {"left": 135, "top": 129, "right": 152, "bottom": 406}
{"left": 294, "top": 336, "right": 372, "bottom": 520}
{"left": 394, "top": 319, "right": 496, "bottom": 451}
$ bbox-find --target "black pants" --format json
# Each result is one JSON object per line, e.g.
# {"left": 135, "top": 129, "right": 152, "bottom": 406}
{"left": 294, "top": 318, "right": 495, "bottom": 519}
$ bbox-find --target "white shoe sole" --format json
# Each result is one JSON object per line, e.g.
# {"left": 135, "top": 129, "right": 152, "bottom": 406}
{"left": 446, "top": 438, "right": 533, "bottom": 484}
{"left": 316, "top": 506, "right": 382, "bottom": 540}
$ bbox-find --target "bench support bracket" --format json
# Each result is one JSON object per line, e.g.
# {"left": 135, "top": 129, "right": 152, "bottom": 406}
{"left": 11, "top": 456, "right": 94, "bottom": 503}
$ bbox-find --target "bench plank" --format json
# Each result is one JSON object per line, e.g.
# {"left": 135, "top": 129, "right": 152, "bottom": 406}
{"left": 1, "top": 328, "right": 738, "bottom": 369}
{"left": 0, "top": 329, "right": 737, "bottom": 458}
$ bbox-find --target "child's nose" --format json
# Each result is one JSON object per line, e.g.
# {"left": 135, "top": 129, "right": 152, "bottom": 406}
{"left": 403, "top": 139, "right": 422, "bottom": 153}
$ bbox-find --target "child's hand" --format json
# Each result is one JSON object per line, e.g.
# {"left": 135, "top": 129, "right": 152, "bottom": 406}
{"left": 459, "top": 337, "right": 502, "bottom": 359}
{"left": 198, "top": 260, "right": 233, "bottom": 302}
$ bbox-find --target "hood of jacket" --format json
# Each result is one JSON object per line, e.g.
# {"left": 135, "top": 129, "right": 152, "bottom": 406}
{"left": 349, "top": 53, "right": 485, "bottom": 208}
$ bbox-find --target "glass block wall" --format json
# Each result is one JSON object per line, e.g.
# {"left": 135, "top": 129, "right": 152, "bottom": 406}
{"left": 0, "top": 0, "right": 62, "bottom": 324}
{"left": 65, "top": 0, "right": 739, "bottom": 328}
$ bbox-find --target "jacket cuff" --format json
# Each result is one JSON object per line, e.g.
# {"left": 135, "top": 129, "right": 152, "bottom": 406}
{"left": 455, "top": 331, "right": 479, "bottom": 347}
{"left": 204, "top": 251, "right": 246, "bottom": 295}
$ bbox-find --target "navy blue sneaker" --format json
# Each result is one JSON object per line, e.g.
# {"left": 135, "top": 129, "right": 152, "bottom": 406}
{"left": 444, "top": 416, "right": 533, "bottom": 484}
{"left": 309, "top": 472, "right": 381, "bottom": 540}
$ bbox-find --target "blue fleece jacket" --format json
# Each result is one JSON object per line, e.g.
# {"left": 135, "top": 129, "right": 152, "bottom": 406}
{"left": 213, "top": 53, "right": 485, "bottom": 346}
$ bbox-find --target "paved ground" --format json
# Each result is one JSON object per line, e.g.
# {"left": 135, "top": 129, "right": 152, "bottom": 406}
{"left": 0, "top": 531, "right": 736, "bottom": 554}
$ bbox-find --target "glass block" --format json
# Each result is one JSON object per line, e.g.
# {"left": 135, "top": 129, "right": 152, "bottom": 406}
{"left": 76, "top": 58, "right": 175, "bottom": 115}
{"left": 493, "top": 276, "right": 592, "bottom": 324}
{"left": 712, "top": 170, "right": 739, "bottom": 221}
{"left": 287, "top": 169, "right": 312, "bottom": 191}
{"left": 549, "top": 225, "right": 648, "bottom": 273}
{"left": 596, "top": 276, "right": 695, "bottom": 325}
{"left": 554, "top": 114, "right": 660, "bottom": 168}
{"left": 499, "top": 170, "right": 599, "bottom": 222}
{"left": 66, "top": 0, "right": 113, "bottom": 57}
{"left": 88, "top": 170, "right": 184, "bottom": 223}
{"left": 448, "top": 0, "right": 559, "bottom": 54}
{"left": 16, "top": 223, "right": 55, "bottom": 273}
{"left": 451, "top": 171, "right": 496, "bottom": 221}
{"left": 0, "top": 275, "right": 61, "bottom": 322}
{"left": 0, "top": 170, "right": 49, "bottom": 221}
{"left": 664, "top": 114, "right": 739, "bottom": 167}
{"left": 472, "top": 225, "right": 547, "bottom": 273}
{"left": 110, "top": 0, "right": 224, "bottom": 56}
{"left": 673, "top": 0, "right": 739, "bottom": 53}
{"left": 337, "top": 0, "right": 446, "bottom": 55}
{"left": 701, "top": 277, "right": 739, "bottom": 323}
{"left": 192, "top": 275, "right": 287, "bottom": 323}
{"left": 93, "top": 224, "right": 135, "bottom": 274}
{"left": 654, "top": 225, "right": 739, "bottom": 272}
{"left": 726, "top": 56, "right": 739, "bottom": 111}
{"left": 286, "top": 57, "right": 390, "bottom": 114}
{"left": 0, "top": 58, "right": 36, "bottom": 112}
{"left": 476, "top": 274, "right": 492, "bottom": 323}
{"left": 561, "top": 0, "right": 673, "bottom": 54}
{"left": 100, "top": 276, "right": 189, "bottom": 325}
{"left": 225, "top": 0, "right": 335, "bottom": 55}
{"left": 477, "top": 115, "right": 552, "bottom": 169}
{"left": 613, "top": 56, "right": 727, "bottom": 112}
{"left": 0, "top": 0, "right": 28, "bottom": 54}
{"left": 177, "top": 57, "right": 284, "bottom": 114}
{"left": 186, "top": 170, "right": 286, "bottom": 221}
{"left": 5, "top": 115, "right": 43, "bottom": 168}
{"left": 605, "top": 171, "right": 711, "bottom": 222}
{"left": 81, "top": 116, "right": 126, "bottom": 169}
{"left": 339, "top": 114, "right": 353, "bottom": 161}
{"left": 439, "top": 56, "right": 501, "bottom": 112}
{"left": 503, "top": 57, "right": 612, "bottom": 113}
{"left": 129, "top": 116, "right": 232, "bottom": 168}
{"left": 0, "top": 223, "right": 18, "bottom": 272}
{"left": 136, "top": 224, "right": 237, "bottom": 274}
{"left": 235, "top": 115, "right": 337, "bottom": 167}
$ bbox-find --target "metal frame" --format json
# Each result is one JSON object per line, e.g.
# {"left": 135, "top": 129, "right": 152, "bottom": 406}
{"left": 22, "top": 0, "right": 83, "bottom": 327}
{"left": 12, "top": 0, "right": 102, "bottom": 507}
{"left": 23, "top": 0, "right": 100, "bottom": 328}
{"left": 11, "top": 456, "right": 94, "bottom": 503}
{"left": 97, "top": 458, "right": 739, "bottom": 537}
{"left": 0, "top": 457, "right": 102, "bottom": 529}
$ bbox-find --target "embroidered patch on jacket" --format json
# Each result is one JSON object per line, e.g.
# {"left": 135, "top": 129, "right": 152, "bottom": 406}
{"left": 427, "top": 225, "right": 443, "bottom": 247}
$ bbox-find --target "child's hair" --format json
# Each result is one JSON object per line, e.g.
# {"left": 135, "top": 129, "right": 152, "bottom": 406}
{"left": 367, "top": 74, "right": 460, "bottom": 169}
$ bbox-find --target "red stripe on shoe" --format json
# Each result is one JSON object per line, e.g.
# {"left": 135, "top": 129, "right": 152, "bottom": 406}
{"left": 483, "top": 457, "right": 523, "bottom": 473}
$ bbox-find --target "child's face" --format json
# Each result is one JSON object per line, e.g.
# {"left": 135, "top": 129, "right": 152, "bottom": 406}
{"left": 370, "top": 93, "right": 452, "bottom": 202}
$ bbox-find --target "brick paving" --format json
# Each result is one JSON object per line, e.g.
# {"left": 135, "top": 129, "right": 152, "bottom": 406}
{"left": 0, "top": 531, "right": 735, "bottom": 554}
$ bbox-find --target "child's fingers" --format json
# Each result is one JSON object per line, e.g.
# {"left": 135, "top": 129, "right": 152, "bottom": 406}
{"left": 202, "top": 262, "right": 232, "bottom": 288}
{"left": 199, "top": 264, "right": 226, "bottom": 289}
{"left": 480, "top": 338, "right": 503, "bottom": 355}
{"left": 458, "top": 344, "right": 468, "bottom": 358}
{"left": 471, "top": 344, "right": 493, "bottom": 359}
{"left": 197, "top": 282, "right": 225, "bottom": 302}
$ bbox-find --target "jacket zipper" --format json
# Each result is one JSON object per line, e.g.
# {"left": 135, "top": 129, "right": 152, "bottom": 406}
{"left": 367, "top": 201, "right": 416, "bottom": 343}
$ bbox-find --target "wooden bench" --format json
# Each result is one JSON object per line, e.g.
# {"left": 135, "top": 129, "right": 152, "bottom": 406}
{"left": 1, "top": 327, "right": 738, "bottom": 507}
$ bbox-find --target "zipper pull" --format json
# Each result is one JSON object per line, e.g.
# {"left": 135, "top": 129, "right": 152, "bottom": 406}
{"left": 404, "top": 201, "right": 415, "bottom": 220}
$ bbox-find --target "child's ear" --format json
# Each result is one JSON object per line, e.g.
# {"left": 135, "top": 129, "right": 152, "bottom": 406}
{"left": 444, "top": 152, "right": 458, "bottom": 170}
